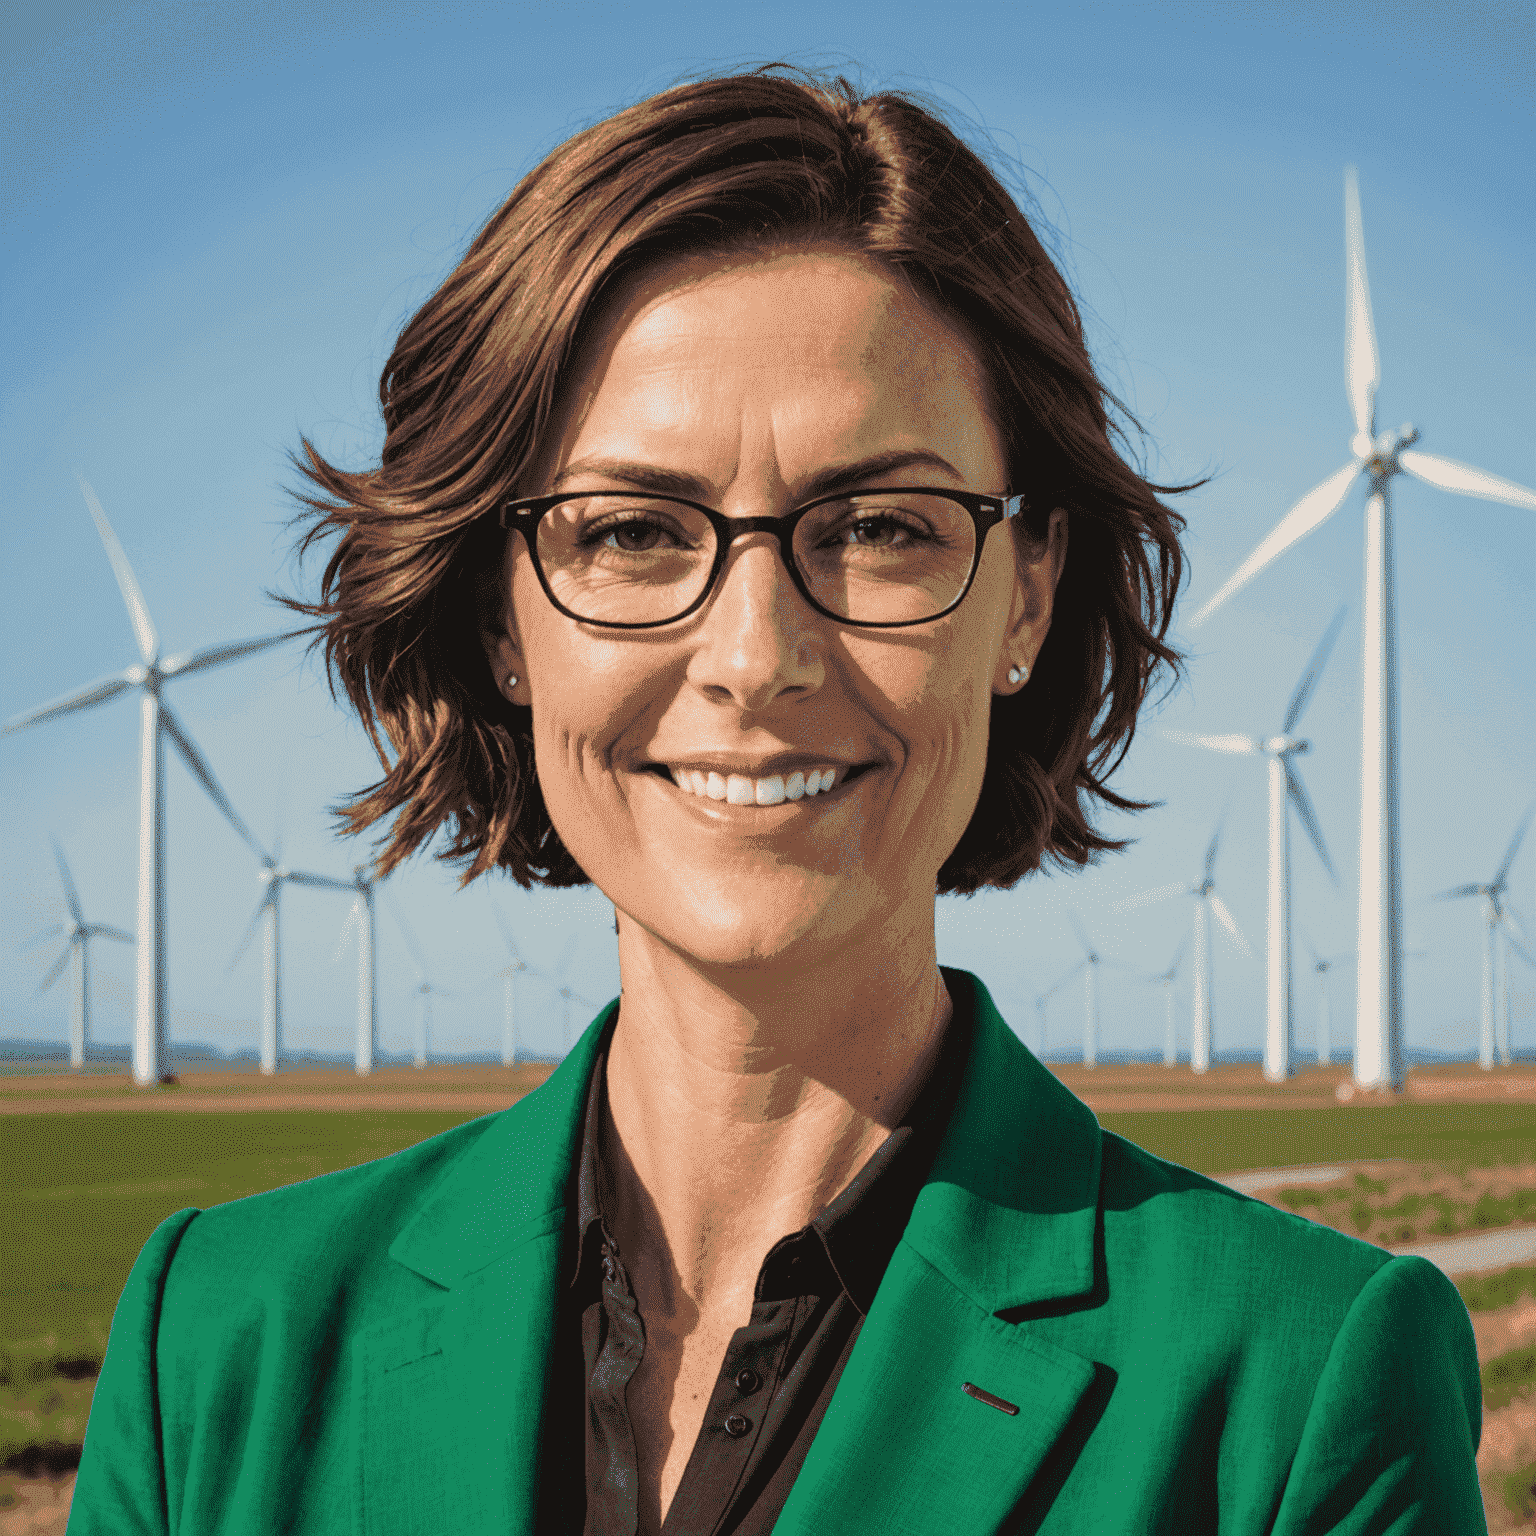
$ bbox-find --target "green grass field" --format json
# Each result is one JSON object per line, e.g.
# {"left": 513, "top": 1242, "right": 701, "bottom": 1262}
{"left": 5, "top": 1099, "right": 1536, "bottom": 1470}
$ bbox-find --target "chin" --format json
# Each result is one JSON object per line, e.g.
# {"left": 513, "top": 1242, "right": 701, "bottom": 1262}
{"left": 622, "top": 867, "right": 873, "bottom": 973}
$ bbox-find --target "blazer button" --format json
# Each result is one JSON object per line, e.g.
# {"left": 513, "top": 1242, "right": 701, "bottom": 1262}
{"left": 724, "top": 1414, "right": 751, "bottom": 1438}
{"left": 734, "top": 1368, "right": 761, "bottom": 1395}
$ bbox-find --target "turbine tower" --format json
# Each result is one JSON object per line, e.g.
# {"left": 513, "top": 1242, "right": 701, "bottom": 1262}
{"left": 1168, "top": 608, "right": 1343, "bottom": 1082}
{"left": 230, "top": 832, "right": 356, "bottom": 1075}
{"left": 1119, "top": 824, "right": 1251, "bottom": 1073}
{"left": 1145, "top": 937, "right": 1186, "bottom": 1068}
{"left": 1, "top": 479, "right": 301, "bottom": 1086}
{"left": 30, "top": 837, "right": 134, "bottom": 1069}
{"left": 1188, "top": 170, "right": 1536, "bottom": 1093}
{"left": 1056, "top": 913, "right": 1130, "bottom": 1069}
{"left": 491, "top": 900, "right": 547, "bottom": 1067}
{"left": 1299, "top": 930, "right": 1354, "bottom": 1068}
{"left": 387, "top": 896, "right": 448, "bottom": 1068}
{"left": 1434, "top": 805, "right": 1534, "bottom": 1069}
{"left": 333, "top": 865, "right": 385, "bottom": 1074}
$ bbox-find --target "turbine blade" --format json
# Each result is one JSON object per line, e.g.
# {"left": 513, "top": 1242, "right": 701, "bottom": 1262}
{"left": 37, "top": 943, "right": 71, "bottom": 995}
{"left": 159, "top": 703, "right": 267, "bottom": 861}
{"left": 1432, "top": 883, "right": 1482, "bottom": 901}
{"left": 553, "top": 933, "right": 579, "bottom": 983}
{"left": 1204, "top": 823, "right": 1223, "bottom": 883}
{"left": 283, "top": 869, "right": 356, "bottom": 893}
{"left": 1494, "top": 803, "right": 1535, "bottom": 889}
{"left": 78, "top": 475, "right": 159, "bottom": 663}
{"left": 3, "top": 669, "right": 137, "bottom": 735}
{"left": 490, "top": 898, "right": 522, "bottom": 962}
{"left": 1168, "top": 933, "right": 1188, "bottom": 976}
{"left": 1114, "top": 882, "right": 1189, "bottom": 912}
{"left": 1502, "top": 906, "right": 1529, "bottom": 948}
{"left": 227, "top": 897, "right": 268, "bottom": 973}
{"left": 1186, "top": 461, "right": 1362, "bottom": 628}
{"left": 332, "top": 901, "right": 361, "bottom": 964}
{"left": 1065, "top": 909, "right": 1092, "bottom": 956}
{"left": 1297, "top": 925, "right": 1322, "bottom": 969}
{"left": 1052, "top": 959, "right": 1088, "bottom": 993}
{"left": 384, "top": 889, "right": 431, "bottom": 982}
{"left": 1285, "top": 761, "right": 1337, "bottom": 883}
{"left": 50, "top": 836, "right": 84, "bottom": 926}
{"left": 159, "top": 629, "right": 311, "bottom": 679}
{"left": 1164, "top": 730, "right": 1262, "bottom": 756}
{"left": 93, "top": 924, "right": 135, "bottom": 944}
{"left": 1343, "top": 167, "right": 1380, "bottom": 445}
{"left": 1510, "top": 933, "right": 1536, "bottom": 971}
{"left": 1400, "top": 450, "right": 1536, "bottom": 513}
{"left": 1209, "top": 893, "right": 1252, "bottom": 958}
{"left": 1284, "top": 605, "right": 1348, "bottom": 733}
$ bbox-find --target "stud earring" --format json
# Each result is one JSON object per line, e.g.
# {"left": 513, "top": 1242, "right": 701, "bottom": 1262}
{"left": 505, "top": 673, "right": 519, "bottom": 691}
{"left": 1007, "top": 663, "right": 1029, "bottom": 686}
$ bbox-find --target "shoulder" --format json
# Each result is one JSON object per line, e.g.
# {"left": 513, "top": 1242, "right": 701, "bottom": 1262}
{"left": 159, "top": 1108, "right": 506, "bottom": 1303}
{"left": 1094, "top": 1128, "right": 1473, "bottom": 1357}
{"left": 1098, "top": 1128, "right": 1392, "bottom": 1296}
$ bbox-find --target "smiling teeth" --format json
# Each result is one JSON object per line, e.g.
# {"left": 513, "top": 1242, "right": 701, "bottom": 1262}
{"left": 669, "top": 766, "right": 840, "bottom": 802}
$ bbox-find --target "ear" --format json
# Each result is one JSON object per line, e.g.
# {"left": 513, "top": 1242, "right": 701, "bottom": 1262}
{"left": 477, "top": 535, "right": 527, "bottom": 706}
{"left": 994, "top": 507, "right": 1068, "bottom": 695}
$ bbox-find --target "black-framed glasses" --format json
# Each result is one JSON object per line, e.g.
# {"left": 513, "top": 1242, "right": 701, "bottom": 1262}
{"left": 497, "top": 487, "right": 1043, "bottom": 630}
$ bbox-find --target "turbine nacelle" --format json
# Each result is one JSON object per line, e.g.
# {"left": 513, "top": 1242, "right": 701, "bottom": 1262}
{"left": 1263, "top": 735, "right": 1309, "bottom": 757}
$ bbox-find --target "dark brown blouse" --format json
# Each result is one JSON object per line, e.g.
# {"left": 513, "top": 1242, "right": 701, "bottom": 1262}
{"left": 534, "top": 990, "right": 971, "bottom": 1535}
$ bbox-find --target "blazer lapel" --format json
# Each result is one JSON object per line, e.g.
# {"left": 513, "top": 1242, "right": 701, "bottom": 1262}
{"left": 356, "top": 1001, "right": 619, "bottom": 1535}
{"left": 773, "top": 971, "right": 1105, "bottom": 1535}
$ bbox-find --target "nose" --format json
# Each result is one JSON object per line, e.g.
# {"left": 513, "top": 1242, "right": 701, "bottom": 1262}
{"left": 684, "top": 531, "right": 825, "bottom": 712}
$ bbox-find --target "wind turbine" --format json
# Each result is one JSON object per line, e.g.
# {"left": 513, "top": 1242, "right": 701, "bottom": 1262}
{"left": 29, "top": 837, "right": 134, "bottom": 1069}
{"left": 1119, "top": 824, "right": 1252, "bottom": 1073}
{"left": 549, "top": 935, "right": 601, "bottom": 1055}
{"left": 1299, "top": 930, "right": 1354, "bottom": 1068}
{"left": 1144, "top": 936, "right": 1187, "bottom": 1068}
{"left": 1187, "top": 169, "right": 1536, "bottom": 1093}
{"left": 1053, "top": 913, "right": 1133, "bottom": 1069}
{"left": 229, "top": 830, "right": 356, "bottom": 1075}
{"left": 1168, "top": 608, "right": 1344, "bottom": 1082}
{"left": 1434, "top": 805, "right": 1534, "bottom": 1070}
{"left": 334, "top": 865, "right": 384, "bottom": 1076}
{"left": 387, "top": 896, "right": 449, "bottom": 1068}
{"left": 1028, "top": 965, "right": 1079, "bottom": 1061}
{"left": 490, "top": 900, "right": 547, "bottom": 1067}
{"left": 1, "top": 478, "right": 302, "bottom": 1086}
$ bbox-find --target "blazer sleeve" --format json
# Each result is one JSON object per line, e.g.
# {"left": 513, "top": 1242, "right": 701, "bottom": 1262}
{"left": 67, "top": 1207, "right": 202, "bottom": 1536}
{"left": 1269, "top": 1254, "right": 1485, "bottom": 1534}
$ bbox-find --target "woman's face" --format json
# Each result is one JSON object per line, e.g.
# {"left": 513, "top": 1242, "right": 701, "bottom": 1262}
{"left": 486, "top": 249, "right": 1064, "bottom": 972}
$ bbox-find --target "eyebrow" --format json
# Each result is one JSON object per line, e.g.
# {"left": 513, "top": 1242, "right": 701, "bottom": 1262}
{"left": 546, "top": 448, "right": 968, "bottom": 504}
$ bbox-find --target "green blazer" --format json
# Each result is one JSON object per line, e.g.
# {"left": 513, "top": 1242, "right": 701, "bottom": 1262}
{"left": 69, "top": 971, "right": 1484, "bottom": 1534}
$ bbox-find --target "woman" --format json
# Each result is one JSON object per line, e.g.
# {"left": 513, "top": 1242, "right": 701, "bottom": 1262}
{"left": 70, "top": 68, "right": 1481, "bottom": 1534}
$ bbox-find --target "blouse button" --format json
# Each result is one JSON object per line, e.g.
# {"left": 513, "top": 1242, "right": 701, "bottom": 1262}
{"left": 734, "top": 1368, "right": 761, "bottom": 1395}
{"left": 724, "top": 1414, "right": 751, "bottom": 1438}
{"left": 602, "top": 1254, "right": 617, "bottom": 1283}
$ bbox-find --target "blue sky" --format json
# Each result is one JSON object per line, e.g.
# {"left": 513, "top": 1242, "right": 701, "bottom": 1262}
{"left": 3, "top": 0, "right": 1532, "bottom": 1064}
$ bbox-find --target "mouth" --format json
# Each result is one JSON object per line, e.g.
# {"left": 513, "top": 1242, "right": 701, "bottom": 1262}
{"left": 639, "top": 760, "right": 878, "bottom": 807}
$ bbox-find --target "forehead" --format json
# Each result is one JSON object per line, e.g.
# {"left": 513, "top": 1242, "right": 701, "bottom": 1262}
{"left": 534, "top": 248, "right": 999, "bottom": 481}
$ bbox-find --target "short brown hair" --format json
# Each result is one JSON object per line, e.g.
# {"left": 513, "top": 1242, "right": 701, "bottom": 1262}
{"left": 286, "top": 65, "right": 1188, "bottom": 895}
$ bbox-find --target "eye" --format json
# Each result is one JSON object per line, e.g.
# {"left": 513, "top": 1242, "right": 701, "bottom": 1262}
{"left": 578, "top": 512, "right": 696, "bottom": 553}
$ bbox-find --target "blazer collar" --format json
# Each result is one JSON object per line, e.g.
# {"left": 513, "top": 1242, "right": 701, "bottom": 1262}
{"left": 388, "top": 968, "right": 1100, "bottom": 1310}
{"left": 386, "top": 998, "right": 620, "bottom": 1289}
{"left": 907, "top": 967, "right": 1102, "bottom": 1314}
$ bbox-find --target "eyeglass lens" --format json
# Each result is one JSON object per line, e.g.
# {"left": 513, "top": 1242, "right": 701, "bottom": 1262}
{"left": 534, "top": 493, "right": 979, "bottom": 625}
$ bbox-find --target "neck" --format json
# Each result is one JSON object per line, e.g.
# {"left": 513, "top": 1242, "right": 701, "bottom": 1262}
{"left": 600, "top": 909, "right": 952, "bottom": 1319}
